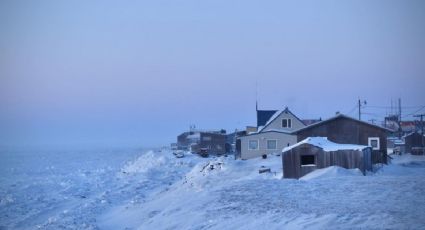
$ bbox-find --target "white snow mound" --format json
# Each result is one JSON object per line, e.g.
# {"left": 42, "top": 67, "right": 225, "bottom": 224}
{"left": 121, "top": 151, "right": 169, "bottom": 174}
{"left": 300, "top": 166, "right": 363, "bottom": 181}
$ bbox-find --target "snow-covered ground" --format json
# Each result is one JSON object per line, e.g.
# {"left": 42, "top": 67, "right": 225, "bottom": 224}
{"left": 1, "top": 149, "right": 425, "bottom": 229}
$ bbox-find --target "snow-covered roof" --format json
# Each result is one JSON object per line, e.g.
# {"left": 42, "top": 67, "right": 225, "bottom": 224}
{"left": 282, "top": 137, "right": 369, "bottom": 153}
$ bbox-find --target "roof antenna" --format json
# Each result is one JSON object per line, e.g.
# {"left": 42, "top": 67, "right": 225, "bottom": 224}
{"left": 255, "top": 80, "right": 258, "bottom": 111}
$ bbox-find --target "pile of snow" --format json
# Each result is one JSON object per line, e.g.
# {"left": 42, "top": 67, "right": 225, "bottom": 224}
{"left": 182, "top": 159, "right": 226, "bottom": 191}
{"left": 120, "top": 150, "right": 169, "bottom": 174}
{"left": 299, "top": 166, "right": 363, "bottom": 181}
{"left": 283, "top": 137, "right": 368, "bottom": 152}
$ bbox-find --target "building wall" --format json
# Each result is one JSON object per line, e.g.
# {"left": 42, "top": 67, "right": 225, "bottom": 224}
{"left": 239, "top": 132, "right": 297, "bottom": 159}
{"left": 177, "top": 132, "right": 190, "bottom": 150}
{"left": 405, "top": 132, "right": 425, "bottom": 153}
{"left": 296, "top": 117, "right": 388, "bottom": 164}
{"left": 282, "top": 144, "right": 372, "bottom": 179}
{"left": 195, "top": 133, "right": 226, "bottom": 155}
{"left": 261, "top": 110, "right": 305, "bottom": 132}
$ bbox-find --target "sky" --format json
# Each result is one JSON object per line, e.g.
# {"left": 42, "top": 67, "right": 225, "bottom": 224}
{"left": 1, "top": 0, "right": 425, "bottom": 149}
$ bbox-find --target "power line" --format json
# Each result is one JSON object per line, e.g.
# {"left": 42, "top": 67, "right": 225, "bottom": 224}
{"left": 365, "top": 105, "right": 425, "bottom": 109}
{"left": 402, "top": 106, "right": 425, "bottom": 118}
{"left": 346, "top": 104, "right": 358, "bottom": 116}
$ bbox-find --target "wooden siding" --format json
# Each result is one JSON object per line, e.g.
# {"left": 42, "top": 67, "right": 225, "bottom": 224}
{"left": 282, "top": 143, "right": 372, "bottom": 179}
{"left": 405, "top": 132, "right": 425, "bottom": 153}
{"left": 296, "top": 116, "right": 387, "bottom": 164}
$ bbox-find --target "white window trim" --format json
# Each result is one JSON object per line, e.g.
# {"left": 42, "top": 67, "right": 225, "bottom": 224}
{"left": 266, "top": 139, "right": 278, "bottom": 150}
{"left": 248, "top": 139, "right": 259, "bottom": 150}
{"left": 368, "top": 137, "right": 380, "bottom": 150}
{"left": 282, "top": 118, "right": 292, "bottom": 128}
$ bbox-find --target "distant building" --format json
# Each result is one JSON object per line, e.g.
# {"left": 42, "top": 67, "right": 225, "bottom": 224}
{"left": 177, "top": 129, "right": 227, "bottom": 155}
{"left": 225, "top": 130, "right": 246, "bottom": 153}
{"left": 237, "top": 107, "right": 305, "bottom": 159}
{"left": 293, "top": 114, "right": 393, "bottom": 164}
{"left": 404, "top": 132, "right": 425, "bottom": 155}
{"left": 282, "top": 137, "right": 373, "bottom": 179}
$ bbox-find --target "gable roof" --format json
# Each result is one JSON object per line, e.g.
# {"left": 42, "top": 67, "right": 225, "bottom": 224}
{"left": 256, "top": 110, "right": 278, "bottom": 127}
{"left": 238, "top": 130, "right": 293, "bottom": 138}
{"left": 293, "top": 114, "right": 394, "bottom": 133}
{"left": 258, "top": 107, "right": 305, "bottom": 132}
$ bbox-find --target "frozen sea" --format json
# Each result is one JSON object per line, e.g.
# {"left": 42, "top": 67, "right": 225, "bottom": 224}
{"left": 0, "top": 148, "right": 152, "bottom": 229}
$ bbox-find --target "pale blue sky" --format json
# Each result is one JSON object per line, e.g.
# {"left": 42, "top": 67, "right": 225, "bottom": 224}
{"left": 1, "top": 0, "right": 425, "bottom": 148}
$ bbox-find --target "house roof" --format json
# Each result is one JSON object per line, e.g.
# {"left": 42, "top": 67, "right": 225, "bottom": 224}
{"left": 282, "top": 137, "right": 369, "bottom": 153}
{"left": 302, "top": 119, "right": 321, "bottom": 126}
{"left": 293, "top": 114, "right": 394, "bottom": 133}
{"left": 256, "top": 110, "right": 278, "bottom": 127}
{"left": 257, "top": 107, "right": 305, "bottom": 132}
{"left": 238, "top": 130, "right": 293, "bottom": 138}
{"left": 403, "top": 131, "right": 425, "bottom": 139}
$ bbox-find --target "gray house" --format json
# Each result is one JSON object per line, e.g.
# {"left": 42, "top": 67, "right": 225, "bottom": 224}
{"left": 237, "top": 107, "right": 306, "bottom": 159}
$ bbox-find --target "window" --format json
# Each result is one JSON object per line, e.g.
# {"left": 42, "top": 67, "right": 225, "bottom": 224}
{"left": 248, "top": 140, "right": 259, "bottom": 150}
{"left": 301, "top": 155, "right": 315, "bottom": 166}
{"left": 267, "top": 140, "right": 277, "bottom": 150}
{"left": 368, "top": 137, "right": 380, "bottom": 150}
{"left": 202, "top": 136, "right": 212, "bottom": 141}
{"left": 282, "top": 118, "right": 292, "bottom": 128}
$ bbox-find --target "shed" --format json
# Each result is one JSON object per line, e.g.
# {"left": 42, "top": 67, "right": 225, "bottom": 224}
{"left": 293, "top": 114, "right": 392, "bottom": 164}
{"left": 282, "top": 137, "right": 372, "bottom": 179}
{"left": 404, "top": 132, "right": 425, "bottom": 155}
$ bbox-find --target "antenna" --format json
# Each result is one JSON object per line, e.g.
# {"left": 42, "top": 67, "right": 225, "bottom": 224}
{"left": 255, "top": 80, "right": 258, "bottom": 111}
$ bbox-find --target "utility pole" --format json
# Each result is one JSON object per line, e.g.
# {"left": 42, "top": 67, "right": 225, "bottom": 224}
{"left": 369, "top": 119, "right": 376, "bottom": 124}
{"left": 414, "top": 114, "right": 425, "bottom": 147}
{"left": 358, "top": 99, "right": 366, "bottom": 121}
{"left": 358, "top": 99, "right": 361, "bottom": 120}
{"left": 398, "top": 98, "right": 402, "bottom": 138}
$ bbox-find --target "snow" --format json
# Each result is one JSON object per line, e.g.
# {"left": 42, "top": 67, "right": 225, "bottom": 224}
{"left": 1, "top": 148, "right": 425, "bottom": 229}
{"left": 300, "top": 166, "right": 363, "bottom": 181}
{"left": 283, "top": 137, "right": 369, "bottom": 152}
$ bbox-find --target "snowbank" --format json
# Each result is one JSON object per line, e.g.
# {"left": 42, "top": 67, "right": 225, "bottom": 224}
{"left": 299, "top": 166, "right": 363, "bottom": 181}
{"left": 120, "top": 150, "right": 169, "bottom": 174}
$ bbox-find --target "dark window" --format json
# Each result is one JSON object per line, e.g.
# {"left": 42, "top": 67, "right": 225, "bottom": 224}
{"left": 282, "top": 119, "right": 292, "bottom": 128}
{"left": 282, "top": 119, "right": 287, "bottom": 127}
{"left": 370, "top": 140, "right": 378, "bottom": 148}
{"left": 301, "top": 155, "right": 315, "bottom": 166}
